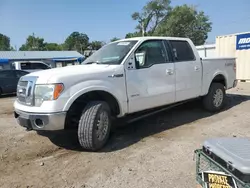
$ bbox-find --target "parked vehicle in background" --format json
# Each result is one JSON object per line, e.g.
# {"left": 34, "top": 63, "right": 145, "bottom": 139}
{"left": 14, "top": 36, "right": 237, "bottom": 151}
{"left": 11, "top": 61, "right": 51, "bottom": 72}
{"left": 0, "top": 70, "right": 29, "bottom": 96}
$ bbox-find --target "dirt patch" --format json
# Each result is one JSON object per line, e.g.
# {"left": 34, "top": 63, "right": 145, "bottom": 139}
{"left": 0, "top": 83, "right": 250, "bottom": 188}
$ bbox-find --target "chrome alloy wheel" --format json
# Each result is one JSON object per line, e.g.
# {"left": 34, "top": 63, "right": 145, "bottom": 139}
{"left": 96, "top": 111, "right": 109, "bottom": 141}
{"left": 213, "top": 89, "right": 223, "bottom": 107}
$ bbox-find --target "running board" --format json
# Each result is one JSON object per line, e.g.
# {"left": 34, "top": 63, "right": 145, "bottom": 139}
{"left": 115, "top": 101, "right": 190, "bottom": 125}
{"left": 126, "top": 101, "right": 187, "bottom": 124}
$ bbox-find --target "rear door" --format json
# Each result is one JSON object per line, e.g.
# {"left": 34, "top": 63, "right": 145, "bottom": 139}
{"left": 167, "top": 40, "right": 202, "bottom": 102}
{"left": 125, "top": 39, "right": 176, "bottom": 113}
{"left": 0, "top": 70, "right": 17, "bottom": 93}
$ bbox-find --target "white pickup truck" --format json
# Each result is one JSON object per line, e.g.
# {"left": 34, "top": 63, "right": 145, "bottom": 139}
{"left": 14, "top": 37, "right": 237, "bottom": 151}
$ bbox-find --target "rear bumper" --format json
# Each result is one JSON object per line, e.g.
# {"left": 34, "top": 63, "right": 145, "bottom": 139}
{"left": 233, "top": 80, "right": 238, "bottom": 88}
{"left": 14, "top": 109, "right": 66, "bottom": 131}
{"left": 232, "top": 80, "right": 238, "bottom": 88}
{"left": 228, "top": 80, "right": 238, "bottom": 90}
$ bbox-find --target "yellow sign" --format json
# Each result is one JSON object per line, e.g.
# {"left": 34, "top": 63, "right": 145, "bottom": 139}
{"left": 202, "top": 171, "right": 237, "bottom": 188}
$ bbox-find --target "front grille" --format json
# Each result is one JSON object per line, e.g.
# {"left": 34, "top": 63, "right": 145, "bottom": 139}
{"left": 19, "top": 81, "right": 28, "bottom": 87}
{"left": 17, "top": 76, "right": 37, "bottom": 106}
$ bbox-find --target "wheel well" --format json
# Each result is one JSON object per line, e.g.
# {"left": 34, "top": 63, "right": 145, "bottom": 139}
{"left": 65, "top": 90, "right": 120, "bottom": 129}
{"left": 212, "top": 74, "right": 226, "bottom": 87}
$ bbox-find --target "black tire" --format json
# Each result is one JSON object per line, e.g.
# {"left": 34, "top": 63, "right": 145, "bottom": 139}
{"left": 78, "top": 101, "right": 111, "bottom": 151}
{"left": 202, "top": 83, "right": 226, "bottom": 112}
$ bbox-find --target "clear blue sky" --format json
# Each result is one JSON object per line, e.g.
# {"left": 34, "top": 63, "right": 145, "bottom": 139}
{"left": 1, "top": 0, "right": 250, "bottom": 49}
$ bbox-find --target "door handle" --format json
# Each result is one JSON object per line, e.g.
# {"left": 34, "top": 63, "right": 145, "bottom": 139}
{"left": 194, "top": 66, "right": 200, "bottom": 71}
{"left": 108, "top": 74, "right": 124, "bottom": 78}
{"left": 166, "top": 69, "right": 174, "bottom": 75}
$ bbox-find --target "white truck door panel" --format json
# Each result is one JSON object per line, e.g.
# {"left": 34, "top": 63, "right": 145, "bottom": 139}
{"left": 168, "top": 40, "right": 202, "bottom": 102}
{"left": 125, "top": 40, "right": 175, "bottom": 113}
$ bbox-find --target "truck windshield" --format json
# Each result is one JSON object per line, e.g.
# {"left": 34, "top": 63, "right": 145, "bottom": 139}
{"left": 83, "top": 40, "right": 138, "bottom": 65}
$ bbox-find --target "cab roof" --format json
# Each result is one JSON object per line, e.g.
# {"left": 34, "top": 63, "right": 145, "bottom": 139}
{"left": 116, "top": 36, "right": 191, "bottom": 42}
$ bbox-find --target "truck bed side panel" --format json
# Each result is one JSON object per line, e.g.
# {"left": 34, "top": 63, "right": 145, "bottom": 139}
{"left": 201, "top": 58, "right": 236, "bottom": 96}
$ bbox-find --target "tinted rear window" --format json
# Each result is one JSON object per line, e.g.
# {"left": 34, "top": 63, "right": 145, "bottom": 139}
{"left": 16, "top": 71, "right": 28, "bottom": 77}
{"left": 169, "top": 40, "right": 195, "bottom": 61}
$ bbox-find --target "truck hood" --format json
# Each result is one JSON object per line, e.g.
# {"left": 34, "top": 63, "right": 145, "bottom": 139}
{"left": 27, "top": 64, "right": 113, "bottom": 84}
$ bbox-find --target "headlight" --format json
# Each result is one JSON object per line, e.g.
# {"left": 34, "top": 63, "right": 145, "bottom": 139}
{"left": 34, "top": 84, "right": 64, "bottom": 107}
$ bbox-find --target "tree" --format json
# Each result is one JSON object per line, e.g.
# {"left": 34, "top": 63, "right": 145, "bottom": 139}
{"left": 110, "top": 37, "right": 120, "bottom": 42}
{"left": 125, "top": 32, "right": 141, "bottom": 38}
{"left": 156, "top": 5, "right": 212, "bottom": 45}
{"left": 19, "top": 33, "right": 45, "bottom": 51}
{"left": 10, "top": 46, "right": 16, "bottom": 51}
{"left": 64, "top": 32, "right": 89, "bottom": 53}
{"left": 44, "top": 43, "right": 63, "bottom": 51}
{"left": 0, "top": 33, "right": 11, "bottom": 50}
{"left": 131, "top": 0, "right": 171, "bottom": 36}
{"left": 89, "top": 41, "right": 104, "bottom": 50}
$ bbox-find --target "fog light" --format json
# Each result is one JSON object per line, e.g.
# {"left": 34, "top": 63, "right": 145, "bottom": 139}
{"left": 34, "top": 119, "right": 44, "bottom": 128}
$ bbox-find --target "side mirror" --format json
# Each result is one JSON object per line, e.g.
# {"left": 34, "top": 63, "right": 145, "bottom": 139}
{"left": 135, "top": 51, "right": 146, "bottom": 68}
{"left": 126, "top": 56, "right": 136, "bottom": 70}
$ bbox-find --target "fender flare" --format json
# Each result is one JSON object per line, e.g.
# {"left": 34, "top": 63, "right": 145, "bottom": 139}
{"left": 63, "top": 86, "right": 124, "bottom": 114}
{"left": 202, "top": 71, "right": 228, "bottom": 96}
{"left": 211, "top": 71, "right": 228, "bottom": 88}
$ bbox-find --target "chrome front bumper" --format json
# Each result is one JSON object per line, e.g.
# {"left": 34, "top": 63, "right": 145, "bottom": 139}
{"left": 14, "top": 109, "right": 66, "bottom": 131}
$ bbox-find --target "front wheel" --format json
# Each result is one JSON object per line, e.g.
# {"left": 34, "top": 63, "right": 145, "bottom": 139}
{"left": 78, "top": 101, "right": 111, "bottom": 151}
{"left": 202, "top": 83, "right": 226, "bottom": 112}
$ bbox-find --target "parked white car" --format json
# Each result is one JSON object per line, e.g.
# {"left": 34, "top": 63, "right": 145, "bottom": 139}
{"left": 12, "top": 61, "right": 51, "bottom": 72}
{"left": 14, "top": 37, "right": 237, "bottom": 151}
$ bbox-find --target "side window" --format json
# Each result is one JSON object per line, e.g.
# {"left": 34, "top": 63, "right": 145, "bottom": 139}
{"left": 31, "top": 63, "right": 49, "bottom": 69}
{"left": 0, "top": 71, "right": 15, "bottom": 78}
{"left": 40, "top": 63, "right": 49, "bottom": 69}
{"left": 21, "top": 62, "right": 32, "bottom": 70}
{"left": 134, "top": 40, "right": 169, "bottom": 68}
{"left": 169, "top": 40, "right": 195, "bottom": 62}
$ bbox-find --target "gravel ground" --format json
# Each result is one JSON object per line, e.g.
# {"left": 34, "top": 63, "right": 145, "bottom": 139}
{"left": 0, "top": 83, "right": 250, "bottom": 188}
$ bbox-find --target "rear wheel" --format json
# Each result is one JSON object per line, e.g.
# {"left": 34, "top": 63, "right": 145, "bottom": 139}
{"left": 202, "top": 83, "right": 225, "bottom": 112}
{"left": 78, "top": 101, "right": 111, "bottom": 151}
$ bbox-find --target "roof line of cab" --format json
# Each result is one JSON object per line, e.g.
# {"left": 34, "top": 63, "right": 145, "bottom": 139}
{"left": 116, "top": 36, "right": 190, "bottom": 42}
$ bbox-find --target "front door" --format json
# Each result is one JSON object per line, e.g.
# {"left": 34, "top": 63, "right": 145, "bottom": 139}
{"left": 167, "top": 40, "right": 202, "bottom": 102}
{"left": 125, "top": 39, "right": 176, "bottom": 113}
